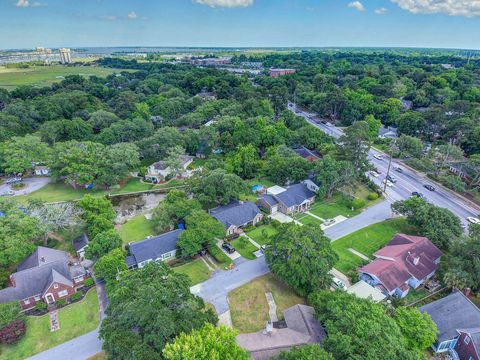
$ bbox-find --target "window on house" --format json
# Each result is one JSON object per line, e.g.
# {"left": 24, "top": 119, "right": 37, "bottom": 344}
{"left": 53, "top": 283, "right": 58, "bottom": 289}
{"left": 464, "top": 336, "right": 471, "bottom": 345}
{"left": 58, "top": 290, "right": 68, "bottom": 298}
{"left": 34, "top": 295, "right": 41, "bottom": 301}
{"left": 23, "top": 299, "right": 30, "bottom": 305}
{"left": 74, "top": 276, "right": 83, "bottom": 283}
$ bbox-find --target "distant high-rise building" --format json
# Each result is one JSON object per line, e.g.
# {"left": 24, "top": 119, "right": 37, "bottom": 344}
{"left": 59, "top": 48, "right": 72, "bottom": 64}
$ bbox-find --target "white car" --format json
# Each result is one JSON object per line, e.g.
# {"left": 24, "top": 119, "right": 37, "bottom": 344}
{"left": 382, "top": 179, "right": 394, "bottom": 187}
{"left": 373, "top": 154, "right": 383, "bottom": 160}
{"left": 467, "top": 217, "right": 480, "bottom": 224}
{"left": 369, "top": 171, "right": 379, "bottom": 178}
{"left": 332, "top": 277, "right": 346, "bottom": 290}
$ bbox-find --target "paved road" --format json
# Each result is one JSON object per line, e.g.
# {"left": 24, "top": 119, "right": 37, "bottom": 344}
{"left": 289, "top": 103, "right": 479, "bottom": 227}
{"left": 190, "top": 256, "right": 270, "bottom": 314}
{"left": 0, "top": 177, "right": 51, "bottom": 196}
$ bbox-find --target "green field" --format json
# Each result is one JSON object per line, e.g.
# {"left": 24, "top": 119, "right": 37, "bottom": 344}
{"left": 0, "top": 65, "right": 131, "bottom": 90}
{"left": 117, "top": 214, "right": 156, "bottom": 244}
{"left": 0, "top": 289, "right": 99, "bottom": 360}
{"left": 332, "top": 218, "right": 416, "bottom": 274}
{"left": 246, "top": 225, "right": 278, "bottom": 245}
{"left": 172, "top": 258, "right": 212, "bottom": 285}
{"left": 230, "top": 237, "right": 259, "bottom": 260}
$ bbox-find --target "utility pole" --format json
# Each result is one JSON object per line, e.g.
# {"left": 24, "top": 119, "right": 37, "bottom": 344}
{"left": 383, "top": 139, "right": 396, "bottom": 193}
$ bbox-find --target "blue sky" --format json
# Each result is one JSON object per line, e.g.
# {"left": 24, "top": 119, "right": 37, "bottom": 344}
{"left": 1, "top": 0, "right": 479, "bottom": 50}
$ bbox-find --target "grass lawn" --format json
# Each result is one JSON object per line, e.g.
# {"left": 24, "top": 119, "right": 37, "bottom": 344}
{"left": 403, "top": 288, "right": 429, "bottom": 305}
{"left": 295, "top": 213, "right": 323, "bottom": 226}
{"left": 0, "top": 65, "right": 132, "bottom": 90}
{"left": 230, "top": 237, "right": 259, "bottom": 260}
{"left": 246, "top": 225, "right": 278, "bottom": 245}
{"left": 309, "top": 194, "right": 360, "bottom": 219}
{"left": 208, "top": 245, "right": 233, "bottom": 268}
{"left": 171, "top": 258, "right": 212, "bottom": 285}
{"left": 245, "top": 177, "right": 276, "bottom": 189}
{"left": 0, "top": 289, "right": 100, "bottom": 360}
{"left": 332, "top": 218, "right": 417, "bottom": 274}
{"left": 117, "top": 214, "right": 156, "bottom": 244}
{"left": 229, "top": 274, "right": 305, "bottom": 333}
{"left": 87, "top": 353, "right": 106, "bottom": 360}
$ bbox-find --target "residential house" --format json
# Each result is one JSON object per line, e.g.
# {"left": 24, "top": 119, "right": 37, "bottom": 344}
{"left": 378, "top": 125, "right": 398, "bottom": 139}
{"left": 301, "top": 179, "right": 320, "bottom": 193}
{"left": 34, "top": 165, "right": 50, "bottom": 176}
{"left": 210, "top": 201, "right": 263, "bottom": 235}
{"left": 237, "top": 304, "right": 326, "bottom": 360}
{"left": 359, "top": 234, "right": 442, "bottom": 298}
{"left": 73, "top": 233, "right": 89, "bottom": 260}
{"left": 257, "top": 183, "right": 316, "bottom": 215}
{"left": 196, "top": 90, "right": 217, "bottom": 101}
{"left": 0, "top": 247, "right": 89, "bottom": 310}
{"left": 145, "top": 155, "right": 193, "bottom": 183}
{"left": 419, "top": 292, "right": 480, "bottom": 359}
{"left": 293, "top": 146, "right": 320, "bottom": 162}
{"left": 269, "top": 68, "right": 296, "bottom": 77}
{"left": 125, "top": 229, "right": 183, "bottom": 269}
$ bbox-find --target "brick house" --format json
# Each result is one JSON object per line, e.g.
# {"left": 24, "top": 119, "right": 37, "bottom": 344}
{"left": 210, "top": 201, "right": 263, "bottom": 236}
{"left": 0, "top": 247, "right": 89, "bottom": 310}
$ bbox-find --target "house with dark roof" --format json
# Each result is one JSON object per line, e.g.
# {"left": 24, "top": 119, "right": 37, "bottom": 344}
{"left": 257, "top": 183, "right": 315, "bottom": 215}
{"left": 125, "top": 229, "right": 183, "bottom": 269}
{"left": 420, "top": 292, "right": 480, "bottom": 359}
{"left": 293, "top": 146, "right": 320, "bottom": 162}
{"left": 73, "top": 233, "right": 89, "bottom": 260}
{"left": 145, "top": 155, "right": 193, "bottom": 183}
{"left": 237, "top": 304, "right": 326, "bottom": 360}
{"left": 378, "top": 125, "right": 398, "bottom": 139}
{"left": 210, "top": 201, "right": 263, "bottom": 236}
{"left": 0, "top": 247, "right": 89, "bottom": 310}
{"left": 359, "top": 234, "right": 442, "bottom": 298}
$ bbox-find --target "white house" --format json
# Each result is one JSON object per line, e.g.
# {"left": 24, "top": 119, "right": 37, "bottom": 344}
{"left": 145, "top": 155, "right": 193, "bottom": 183}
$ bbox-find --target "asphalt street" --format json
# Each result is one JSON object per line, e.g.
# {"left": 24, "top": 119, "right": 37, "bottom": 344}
{"left": 289, "top": 102, "right": 479, "bottom": 227}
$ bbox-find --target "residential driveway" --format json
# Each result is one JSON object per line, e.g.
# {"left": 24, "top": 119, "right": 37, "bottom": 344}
{"left": 216, "top": 239, "right": 241, "bottom": 260}
{"left": 329, "top": 268, "right": 352, "bottom": 288}
{"left": 0, "top": 177, "right": 51, "bottom": 196}
{"left": 269, "top": 212, "right": 294, "bottom": 223}
{"left": 191, "top": 256, "right": 270, "bottom": 315}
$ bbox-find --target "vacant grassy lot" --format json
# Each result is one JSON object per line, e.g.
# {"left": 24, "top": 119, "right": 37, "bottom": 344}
{"left": 117, "top": 214, "right": 156, "bottom": 244}
{"left": 172, "top": 258, "right": 212, "bottom": 285}
{"left": 246, "top": 225, "right": 278, "bottom": 245}
{"left": 332, "top": 218, "right": 417, "bottom": 274}
{"left": 230, "top": 237, "right": 259, "bottom": 260}
{"left": 0, "top": 289, "right": 99, "bottom": 360}
{"left": 229, "top": 274, "right": 305, "bottom": 333}
{"left": 309, "top": 195, "right": 360, "bottom": 219}
{"left": 0, "top": 65, "right": 131, "bottom": 90}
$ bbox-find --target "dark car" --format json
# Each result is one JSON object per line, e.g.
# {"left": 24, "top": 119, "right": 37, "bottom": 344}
{"left": 411, "top": 192, "right": 425, "bottom": 199}
{"left": 423, "top": 184, "right": 435, "bottom": 191}
{"left": 386, "top": 175, "right": 397, "bottom": 183}
{"left": 222, "top": 242, "right": 236, "bottom": 254}
{"left": 395, "top": 167, "right": 403, "bottom": 173}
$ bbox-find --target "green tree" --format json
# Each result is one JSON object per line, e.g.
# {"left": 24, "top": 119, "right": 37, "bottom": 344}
{"left": 85, "top": 229, "right": 122, "bottom": 259}
{"left": 164, "top": 145, "right": 186, "bottom": 178}
{"left": 178, "top": 210, "right": 225, "bottom": 256}
{"left": 396, "top": 135, "right": 424, "bottom": 158}
{"left": 309, "top": 291, "right": 422, "bottom": 360}
{"left": 391, "top": 197, "right": 462, "bottom": 250}
{"left": 314, "top": 155, "right": 354, "bottom": 198}
{"left": 163, "top": 324, "right": 249, "bottom": 360}
{"left": 394, "top": 307, "right": 437, "bottom": 354}
{"left": 97, "top": 143, "right": 140, "bottom": 187}
{"left": 0, "top": 302, "right": 23, "bottom": 328}
{"left": 263, "top": 146, "right": 312, "bottom": 185}
{"left": 339, "top": 121, "right": 371, "bottom": 172}
{"left": 276, "top": 344, "right": 334, "bottom": 360}
{"left": 396, "top": 112, "right": 426, "bottom": 137}
{"left": 265, "top": 223, "right": 338, "bottom": 296}
{"left": 227, "top": 144, "right": 261, "bottom": 179}
{"left": 77, "top": 195, "right": 116, "bottom": 223}
{"left": 99, "top": 262, "right": 217, "bottom": 359}
{"left": 0, "top": 135, "right": 50, "bottom": 175}
{"left": 365, "top": 115, "right": 382, "bottom": 140}
{"left": 93, "top": 248, "right": 127, "bottom": 284}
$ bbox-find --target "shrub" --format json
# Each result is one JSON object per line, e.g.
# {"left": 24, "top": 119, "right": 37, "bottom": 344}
{"left": 83, "top": 278, "right": 95, "bottom": 287}
{"left": 368, "top": 192, "right": 379, "bottom": 201}
{"left": 70, "top": 292, "right": 82, "bottom": 302}
{"left": 351, "top": 198, "right": 366, "bottom": 210}
{"left": 34, "top": 302, "right": 47, "bottom": 311}
{"left": 0, "top": 320, "right": 26, "bottom": 345}
{"left": 56, "top": 299, "right": 67, "bottom": 307}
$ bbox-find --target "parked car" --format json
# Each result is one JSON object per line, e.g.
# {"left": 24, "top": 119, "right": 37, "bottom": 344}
{"left": 1, "top": 190, "right": 14, "bottom": 196}
{"left": 386, "top": 175, "right": 397, "bottom": 183}
{"left": 332, "top": 277, "right": 346, "bottom": 290}
{"left": 373, "top": 167, "right": 382, "bottom": 174}
{"left": 423, "top": 184, "right": 435, "bottom": 191}
{"left": 323, "top": 218, "right": 336, "bottom": 226}
{"left": 373, "top": 154, "right": 383, "bottom": 161}
{"left": 369, "top": 171, "right": 379, "bottom": 178}
{"left": 411, "top": 192, "right": 425, "bottom": 199}
{"left": 222, "top": 242, "right": 236, "bottom": 254}
{"left": 395, "top": 167, "right": 403, "bottom": 173}
{"left": 467, "top": 217, "right": 480, "bottom": 224}
{"left": 382, "top": 179, "right": 394, "bottom": 187}
{"left": 5, "top": 177, "right": 22, "bottom": 185}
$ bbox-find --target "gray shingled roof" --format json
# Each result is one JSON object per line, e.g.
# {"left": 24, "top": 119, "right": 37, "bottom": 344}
{"left": 419, "top": 292, "right": 480, "bottom": 343}
{"left": 17, "top": 247, "right": 68, "bottom": 271}
{"left": 274, "top": 183, "right": 315, "bottom": 208}
{"left": 259, "top": 194, "right": 278, "bottom": 207}
{"left": 210, "top": 201, "right": 262, "bottom": 229}
{"left": 127, "top": 229, "right": 182, "bottom": 266}
{"left": 73, "top": 233, "right": 89, "bottom": 252}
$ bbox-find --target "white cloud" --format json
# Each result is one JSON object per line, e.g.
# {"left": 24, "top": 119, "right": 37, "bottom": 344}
{"left": 348, "top": 1, "right": 365, "bottom": 12}
{"left": 127, "top": 11, "right": 138, "bottom": 19}
{"left": 375, "top": 7, "right": 387, "bottom": 14}
{"left": 391, "top": 0, "right": 480, "bottom": 17}
{"left": 194, "top": 0, "right": 253, "bottom": 8}
{"left": 16, "top": 0, "right": 29, "bottom": 7}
